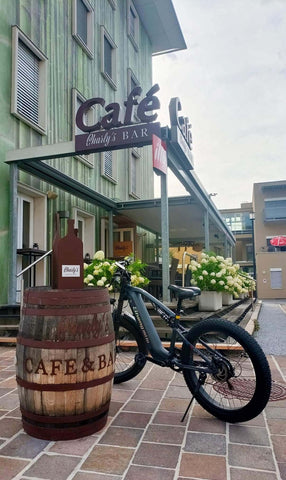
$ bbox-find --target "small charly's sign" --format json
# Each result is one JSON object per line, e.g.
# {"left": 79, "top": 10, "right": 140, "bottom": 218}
{"left": 62, "top": 265, "right": 80, "bottom": 277}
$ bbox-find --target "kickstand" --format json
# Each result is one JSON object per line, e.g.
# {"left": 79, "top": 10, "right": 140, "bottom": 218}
{"left": 181, "top": 396, "right": 195, "bottom": 422}
{"left": 181, "top": 372, "right": 207, "bottom": 423}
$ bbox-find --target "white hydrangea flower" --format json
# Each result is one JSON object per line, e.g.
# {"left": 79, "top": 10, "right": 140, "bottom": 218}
{"left": 210, "top": 279, "right": 216, "bottom": 284}
{"left": 97, "top": 280, "right": 104, "bottom": 286}
{"left": 202, "top": 270, "right": 208, "bottom": 275}
{"left": 84, "top": 274, "right": 94, "bottom": 283}
{"left": 93, "top": 250, "right": 105, "bottom": 260}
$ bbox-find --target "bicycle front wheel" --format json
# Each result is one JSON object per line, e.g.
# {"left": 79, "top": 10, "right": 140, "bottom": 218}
{"left": 114, "top": 313, "right": 148, "bottom": 384}
{"left": 182, "top": 318, "right": 272, "bottom": 423}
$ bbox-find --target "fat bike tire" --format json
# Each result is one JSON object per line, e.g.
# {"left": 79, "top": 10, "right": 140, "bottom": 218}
{"left": 182, "top": 318, "right": 272, "bottom": 423}
{"left": 114, "top": 313, "right": 148, "bottom": 384}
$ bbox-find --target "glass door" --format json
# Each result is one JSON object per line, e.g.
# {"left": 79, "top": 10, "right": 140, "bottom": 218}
{"left": 17, "top": 194, "right": 34, "bottom": 298}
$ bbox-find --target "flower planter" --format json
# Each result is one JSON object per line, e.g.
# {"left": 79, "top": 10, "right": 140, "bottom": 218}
{"left": 222, "top": 292, "right": 234, "bottom": 306}
{"left": 198, "top": 291, "right": 222, "bottom": 311}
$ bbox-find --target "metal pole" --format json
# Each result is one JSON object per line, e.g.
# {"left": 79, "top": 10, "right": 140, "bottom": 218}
{"left": 108, "top": 210, "right": 114, "bottom": 257}
{"left": 161, "top": 172, "right": 170, "bottom": 302}
{"left": 204, "top": 210, "right": 210, "bottom": 251}
{"left": 8, "top": 163, "right": 18, "bottom": 304}
{"left": 251, "top": 216, "right": 257, "bottom": 298}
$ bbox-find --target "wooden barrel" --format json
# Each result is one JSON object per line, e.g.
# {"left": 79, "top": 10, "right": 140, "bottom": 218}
{"left": 16, "top": 287, "right": 114, "bottom": 440}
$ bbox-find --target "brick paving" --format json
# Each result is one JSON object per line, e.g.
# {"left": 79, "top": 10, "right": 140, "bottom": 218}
{"left": 0, "top": 346, "right": 285, "bottom": 480}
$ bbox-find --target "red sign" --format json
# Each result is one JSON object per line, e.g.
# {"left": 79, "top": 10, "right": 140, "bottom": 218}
{"left": 270, "top": 236, "right": 286, "bottom": 247}
{"left": 152, "top": 134, "right": 167, "bottom": 175}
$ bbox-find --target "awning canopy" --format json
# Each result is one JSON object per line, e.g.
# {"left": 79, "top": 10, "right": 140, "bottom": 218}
{"left": 115, "top": 195, "right": 233, "bottom": 248}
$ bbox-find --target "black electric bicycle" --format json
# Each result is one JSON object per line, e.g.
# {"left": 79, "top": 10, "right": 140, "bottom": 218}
{"left": 111, "top": 260, "right": 271, "bottom": 423}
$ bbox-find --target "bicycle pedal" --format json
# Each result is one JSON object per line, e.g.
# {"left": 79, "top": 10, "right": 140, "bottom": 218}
{"left": 135, "top": 352, "right": 146, "bottom": 367}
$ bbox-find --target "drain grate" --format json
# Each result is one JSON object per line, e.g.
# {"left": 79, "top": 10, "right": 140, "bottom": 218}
{"left": 213, "top": 379, "right": 286, "bottom": 402}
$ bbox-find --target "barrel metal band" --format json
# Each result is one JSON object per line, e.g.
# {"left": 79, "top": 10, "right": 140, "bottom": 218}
{"left": 17, "top": 332, "right": 115, "bottom": 349}
{"left": 20, "top": 401, "right": 110, "bottom": 423}
{"left": 16, "top": 371, "right": 114, "bottom": 391}
{"left": 22, "top": 304, "right": 111, "bottom": 316}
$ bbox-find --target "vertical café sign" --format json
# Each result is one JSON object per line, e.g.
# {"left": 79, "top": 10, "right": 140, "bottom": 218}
{"left": 75, "top": 84, "right": 161, "bottom": 154}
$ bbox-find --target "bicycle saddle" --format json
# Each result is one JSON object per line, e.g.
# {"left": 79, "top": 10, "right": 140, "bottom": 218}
{"left": 168, "top": 284, "right": 201, "bottom": 299}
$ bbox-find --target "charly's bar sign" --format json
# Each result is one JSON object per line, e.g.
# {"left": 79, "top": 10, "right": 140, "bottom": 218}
{"left": 75, "top": 84, "right": 161, "bottom": 154}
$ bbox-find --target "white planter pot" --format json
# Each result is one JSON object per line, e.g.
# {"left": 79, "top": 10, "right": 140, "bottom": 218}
{"left": 222, "top": 292, "right": 234, "bottom": 306}
{"left": 198, "top": 291, "right": 222, "bottom": 312}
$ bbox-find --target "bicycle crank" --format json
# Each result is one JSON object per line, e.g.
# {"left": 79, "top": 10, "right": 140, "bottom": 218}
{"left": 134, "top": 352, "right": 147, "bottom": 368}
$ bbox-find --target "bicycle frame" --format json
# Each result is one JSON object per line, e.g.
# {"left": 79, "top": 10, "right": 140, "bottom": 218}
{"left": 116, "top": 282, "right": 217, "bottom": 373}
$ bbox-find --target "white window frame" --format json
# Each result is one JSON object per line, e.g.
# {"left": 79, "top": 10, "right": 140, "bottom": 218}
{"left": 100, "top": 26, "right": 117, "bottom": 90}
{"left": 72, "top": 88, "right": 94, "bottom": 167}
{"left": 101, "top": 150, "right": 117, "bottom": 183}
{"left": 107, "top": 0, "right": 116, "bottom": 9}
{"left": 129, "top": 148, "right": 141, "bottom": 199}
{"left": 127, "top": 68, "right": 140, "bottom": 121}
{"left": 73, "top": 208, "right": 95, "bottom": 259}
{"left": 72, "top": 0, "right": 94, "bottom": 58}
{"left": 11, "top": 26, "right": 47, "bottom": 135}
{"left": 127, "top": 0, "right": 139, "bottom": 51}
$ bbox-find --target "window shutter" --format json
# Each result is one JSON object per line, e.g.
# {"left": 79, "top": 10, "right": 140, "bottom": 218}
{"left": 270, "top": 268, "right": 282, "bottom": 289}
{"left": 104, "top": 151, "right": 113, "bottom": 177}
{"left": 17, "top": 40, "right": 39, "bottom": 125}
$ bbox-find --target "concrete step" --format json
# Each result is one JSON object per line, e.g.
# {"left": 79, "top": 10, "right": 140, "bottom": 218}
{"left": 0, "top": 304, "right": 20, "bottom": 344}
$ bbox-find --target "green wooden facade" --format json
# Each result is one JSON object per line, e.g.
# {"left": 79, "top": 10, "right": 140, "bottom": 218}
{"left": 0, "top": 0, "right": 159, "bottom": 305}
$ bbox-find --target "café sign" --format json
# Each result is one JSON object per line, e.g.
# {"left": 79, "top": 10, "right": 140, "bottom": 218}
{"left": 75, "top": 84, "right": 193, "bottom": 170}
{"left": 75, "top": 84, "right": 161, "bottom": 154}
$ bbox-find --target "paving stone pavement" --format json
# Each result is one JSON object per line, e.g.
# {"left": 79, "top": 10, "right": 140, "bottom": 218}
{"left": 0, "top": 340, "right": 285, "bottom": 479}
{"left": 254, "top": 300, "right": 286, "bottom": 355}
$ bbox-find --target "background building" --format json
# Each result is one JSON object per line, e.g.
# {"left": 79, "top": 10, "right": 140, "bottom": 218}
{"left": 0, "top": 0, "right": 235, "bottom": 317}
{"left": 253, "top": 180, "right": 286, "bottom": 299}
{"left": 221, "top": 180, "right": 286, "bottom": 299}
{"left": 0, "top": 0, "right": 187, "bottom": 306}
{"left": 220, "top": 202, "right": 254, "bottom": 276}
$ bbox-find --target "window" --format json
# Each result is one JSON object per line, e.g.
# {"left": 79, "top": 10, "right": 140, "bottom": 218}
{"left": 127, "top": 68, "right": 140, "bottom": 121}
{"left": 129, "top": 149, "right": 140, "bottom": 198}
{"left": 72, "top": 0, "right": 94, "bottom": 58}
{"left": 101, "top": 26, "right": 117, "bottom": 89}
{"left": 222, "top": 212, "right": 252, "bottom": 233}
{"left": 270, "top": 268, "right": 282, "bottom": 289}
{"left": 101, "top": 150, "right": 117, "bottom": 183}
{"left": 11, "top": 26, "right": 47, "bottom": 134}
{"left": 127, "top": 0, "right": 139, "bottom": 50}
{"left": 264, "top": 198, "right": 286, "bottom": 221}
{"left": 72, "top": 88, "right": 94, "bottom": 166}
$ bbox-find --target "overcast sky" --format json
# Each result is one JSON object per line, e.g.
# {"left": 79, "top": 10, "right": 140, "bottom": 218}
{"left": 153, "top": 0, "right": 286, "bottom": 210}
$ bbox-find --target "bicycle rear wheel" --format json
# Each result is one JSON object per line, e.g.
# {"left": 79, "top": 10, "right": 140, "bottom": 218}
{"left": 114, "top": 313, "right": 148, "bottom": 384}
{"left": 181, "top": 318, "right": 271, "bottom": 423}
